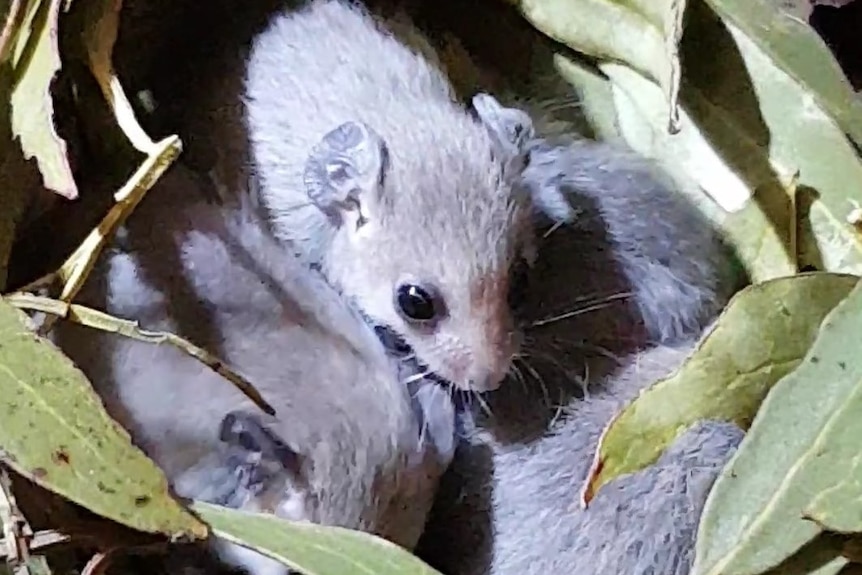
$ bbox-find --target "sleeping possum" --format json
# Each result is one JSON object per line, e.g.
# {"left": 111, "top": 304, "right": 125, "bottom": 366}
{"left": 52, "top": 165, "right": 456, "bottom": 575}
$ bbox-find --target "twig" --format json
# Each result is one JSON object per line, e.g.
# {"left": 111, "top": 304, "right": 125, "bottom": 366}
{"left": 5, "top": 293, "right": 276, "bottom": 416}
{"left": 0, "top": 0, "right": 25, "bottom": 64}
{"left": 0, "top": 531, "right": 71, "bottom": 560}
{"left": 0, "top": 466, "right": 25, "bottom": 566}
{"left": 0, "top": 466, "right": 53, "bottom": 575}
{"left": 35, "top": 135, "right": 182, "bottom": 336}
{"left": 13, "top": 273, "right": 58, "bottom": 297}
{"left": 83, "top": 0, "right": 157, "bottom": 155}
{"left": 79, "top": 551, "right": 111, "bottom": 575}
{"left": 99, "top": 75, "right": 156, "bottom": 154}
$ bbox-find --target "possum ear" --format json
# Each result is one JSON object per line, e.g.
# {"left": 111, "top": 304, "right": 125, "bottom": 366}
{"left": 472, "top": 93, "right": 534, "bottom": 157}
{"left": 303, "top": 121, "right": 389, "bottom": 229}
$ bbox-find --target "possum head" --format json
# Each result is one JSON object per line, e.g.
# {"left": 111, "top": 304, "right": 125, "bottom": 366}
{"left": 303, "top": 93, "right": 535, "bottom": 393}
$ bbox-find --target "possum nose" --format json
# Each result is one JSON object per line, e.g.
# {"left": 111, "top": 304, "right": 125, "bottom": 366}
{"left": 464, "top": 333, "right": 518, "bottom": 392}
{"left": 467, "top": 366, "right": 506, "bottom": 393}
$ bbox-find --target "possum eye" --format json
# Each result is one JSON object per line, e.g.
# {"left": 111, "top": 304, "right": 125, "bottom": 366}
{"left": 395, "top": 283, "right": 445, "bottom": 324}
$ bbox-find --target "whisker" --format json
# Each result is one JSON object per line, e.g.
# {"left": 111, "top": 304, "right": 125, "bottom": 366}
{"left": 551, "top": 337, "right": 626, "bottom": 367}
{"left": 542, "top": 220, "right": 565, "bottom": 239}
{"left": 531, "top": 292, "right": 633, "bottom": 328}
{"left": 558, "top": 290, "right": 633, "bottom": 306}
{"left": 548, "top": 397, "right": 566, "bottom": 428}
{"left": 473, "top": 391, "right": 494, "bottom": 419}
{"left": 532, "top": 348, "right": 574, "bottom": 378}
{"left": 540, "top": 98, "right": 583, "bottom": 113}
{"left": 578, "top": 362, "right": 591, "bottom": 398}
{"left": 515, "top": 357, "right": 553, "bottom": 408}
{"left": 527, "top": 348, "right": 584, "bottom": 398}
{"left": 532, "top": 302, "right": 615, "bottom": 327}
{"left": 516, "top": 356, "right": 543, "bottom": 385}
{"left": 508, "top": 361, "right": 529, "bottom": 393}
{"left": 519, "top": 338, "right": 603, "bottom": 397}
{"left": 580, "top": 342, "right": 624, "bottom": 364}
{"left": 402, "top": 370, "right": 430, "bottom": 385}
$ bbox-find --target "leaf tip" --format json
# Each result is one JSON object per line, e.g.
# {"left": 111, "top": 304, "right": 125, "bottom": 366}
{"left": 580, "top": 410, "right": 621, "bottom": 504}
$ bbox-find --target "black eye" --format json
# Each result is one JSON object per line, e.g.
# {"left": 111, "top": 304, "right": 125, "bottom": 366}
{"left": 395, "top": 283, "right": 441, "bottom": 323}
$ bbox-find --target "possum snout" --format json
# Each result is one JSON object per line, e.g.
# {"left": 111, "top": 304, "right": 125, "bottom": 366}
{"left": 466, "top": 364, "right": 507, "bottom": 393}
{"left": 448, "top": 323, "right": 519, "bottom": 393}
{"left": 438, "top": 345, "right": 512, "bottom": 393}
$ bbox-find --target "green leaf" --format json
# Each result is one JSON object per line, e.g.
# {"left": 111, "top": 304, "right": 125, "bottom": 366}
{"left": 703, "top": 0, "right": 862, "bottom": 150}
{"left": 692, "top": 275, "right": 862, "bottom": 575}
{"left": 599, "top": 61, "right": 798, "bottom": 282}
{"left": 564, "top": 0, "right": 862, "bottom": 281}
{"left": 9, "top": 0, "right": 77, "bottom": 199}
{"left": 0, "top": 299, "right": 207, "bottom": 540}
{"left": 583, "top": 272, "right": 858, "bottom": 500}
{"left": 191, "top": 501, "right": 444, "bottom": 575}
{"left": 807, "top": 478, "right": 862, "bottom": 535}
{"left": 552, "top": 55, "right": 621, "bottom": 142}
{"left": 512, "top": 0, "right": 686, "bottom": 131}
{"left": 685, "top": 4, "right": 862, "bottom": 277}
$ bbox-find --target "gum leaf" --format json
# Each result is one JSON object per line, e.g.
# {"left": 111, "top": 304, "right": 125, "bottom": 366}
{"left": 512, "top": 0, "right": 686, "bottom": 131}
{"left": 692, "top": 275, "right": 862, "bottom": 575}
{"left": 192, "top": 501, "right": 443, "bottom": 575}
{"left": 704, "top": 0, "right": 862, "bottom": 149}
{"left": 583, "top": 272, "right": 858, "bottom": 501}
{"left": 0, "top": 299, "right": 207, "bottom": 540}
{"left": 8, "top": 0, "right": 77, "bottom": 199}
{"left": 558, "top": 0, "right": 862, "bottom": 281}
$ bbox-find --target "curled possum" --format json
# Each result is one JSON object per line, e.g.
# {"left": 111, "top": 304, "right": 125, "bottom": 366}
{"left": 142, "top": 0, "right": 539, "bottom": 394}
{"left": 52, "top": 166, "right": 456, "bottom": 575}
{"left": 414, "top": 133, "right": 746, "bottom": 575}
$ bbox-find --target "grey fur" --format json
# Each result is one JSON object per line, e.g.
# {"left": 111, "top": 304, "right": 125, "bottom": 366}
{"left": 523, "top": 135, "right": 744, "bottom": 343}
{"left": 415, "top": 131, "right": 746, "bottom": 574}
{"left": 52, "top": 165, "right": 456, "bottom": 575}
{"left": 244, "top": 0, "right": 536, "bottom": 393}
{"left": 108, "top": 5, "right": 748, "bottom": 572}
{"left": 418, "top": 345, "right": 743, "bottom": 575}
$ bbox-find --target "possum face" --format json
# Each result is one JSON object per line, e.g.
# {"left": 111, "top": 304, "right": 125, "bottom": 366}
{"left": 303, "top": 95, "right": 536, "bottom": 392}
{"left": 349, "top": 219, "right": 533, "bottom": 394}
{"left": 348, "top": 147, "right": 534, "bottom": 394}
